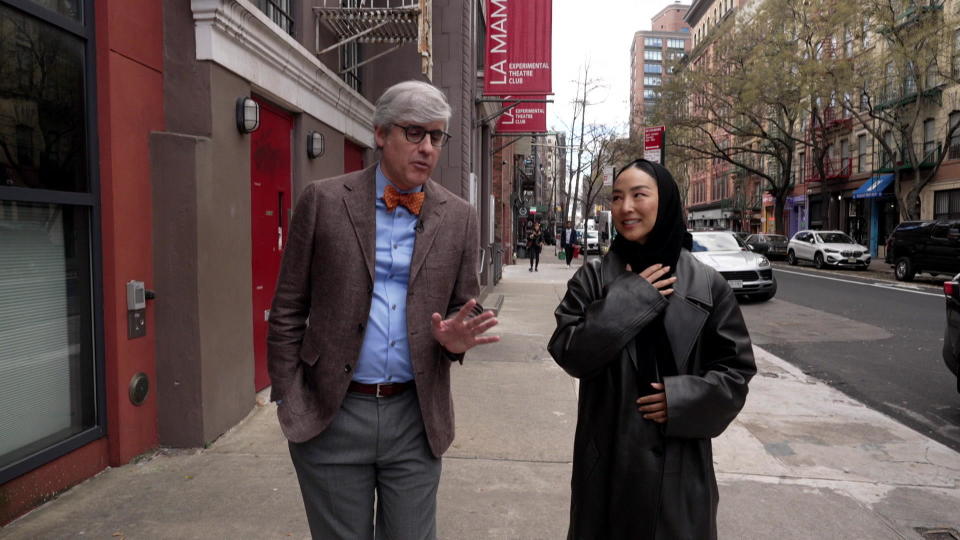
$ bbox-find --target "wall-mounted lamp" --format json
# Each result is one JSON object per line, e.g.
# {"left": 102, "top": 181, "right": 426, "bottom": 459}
{"left": 236, "top": 97, "right": 260, "bottom": 134}
{"left": 307, "top": 131, "right": 324, "bottom": 159}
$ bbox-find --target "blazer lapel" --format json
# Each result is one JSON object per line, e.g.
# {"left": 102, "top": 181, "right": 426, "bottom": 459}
{"left": 408, "top": 179, "right": 448, "bottom": 286}
{"left": 342, "top": 165, "right": 378, "bottom": 283}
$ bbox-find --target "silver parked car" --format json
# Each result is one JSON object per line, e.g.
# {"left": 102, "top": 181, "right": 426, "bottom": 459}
{"left": 690, "top": 231, "right": 777, "bottom": 301}
{"left": 787, "top": 230, "right": 871, "bottom": 270}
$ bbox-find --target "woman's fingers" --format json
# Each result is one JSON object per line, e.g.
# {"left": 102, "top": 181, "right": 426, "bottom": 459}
{"left": 644, "top": 411, "right": 667, "bottom": 423}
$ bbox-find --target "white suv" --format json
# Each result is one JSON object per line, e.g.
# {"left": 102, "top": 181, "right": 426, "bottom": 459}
{"left": 787, "top": 230, "right": 871, "bottom": 270}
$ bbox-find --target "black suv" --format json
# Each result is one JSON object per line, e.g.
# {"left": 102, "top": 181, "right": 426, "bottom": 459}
{"left": 885, "top": 219, "right": 960, "bottom": 281}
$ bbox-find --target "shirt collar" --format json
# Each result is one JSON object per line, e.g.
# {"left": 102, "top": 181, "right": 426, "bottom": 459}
{"left": 376, "top": 163, "right": 424, "bottom": 199}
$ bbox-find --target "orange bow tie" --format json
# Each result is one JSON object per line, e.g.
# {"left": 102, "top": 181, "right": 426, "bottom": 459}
{"left": 383, "top": 184, "right": 425, "bottom": 216}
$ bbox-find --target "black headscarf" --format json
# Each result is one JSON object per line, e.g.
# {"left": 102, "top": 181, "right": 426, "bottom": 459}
{"left": 610, "top": 159, "right": 692, "bottom": 274}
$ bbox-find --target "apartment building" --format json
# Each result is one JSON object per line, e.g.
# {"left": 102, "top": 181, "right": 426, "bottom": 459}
{"left": 683, "top": 0, "right": 763, "bottom": 231}
{"left": 798, "top": 0, "right": 960, "bottom": 256}
{"left": 629, "top": 3, "right": 692, "bottom": 139}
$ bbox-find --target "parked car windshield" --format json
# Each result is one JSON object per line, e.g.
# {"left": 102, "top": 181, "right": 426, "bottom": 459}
{"left": 691, "top": 233, "right": 742, "bottom": 252}
{"left": 766, "top": 235, "right": 787, "bottom": 242}
{"left": 817, "top": 232, "right": 855, "bottom": 244}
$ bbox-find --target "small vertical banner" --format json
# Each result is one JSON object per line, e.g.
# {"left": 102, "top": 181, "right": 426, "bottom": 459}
{"left": 496, "top": 96, "right": 547, "bottom": 133}
{"left": 643, "top": 126, "right": 665, "bottom": 164}
{"left": 602, "top": 165, "right": 614, "bottom": 187}
{"left": 484, "top": 0, "right": 552, "bottom": 96}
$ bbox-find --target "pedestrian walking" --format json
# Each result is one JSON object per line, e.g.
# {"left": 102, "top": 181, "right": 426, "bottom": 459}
{"left": 267, "top": 80, "right": 500, "bottom": 540}
{"left": 560, "top": 220, "right": 579, "bottom": 267}
{"left": 527, "top": 222, "right": 544, "bottom": 272}
{"left": 547, "top": 158, "right": 756, "bottom": 540}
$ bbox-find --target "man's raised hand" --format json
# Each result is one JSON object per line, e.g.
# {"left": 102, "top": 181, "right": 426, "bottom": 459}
{"left": 431, "top": 299, "right": 500, "bottom": 354}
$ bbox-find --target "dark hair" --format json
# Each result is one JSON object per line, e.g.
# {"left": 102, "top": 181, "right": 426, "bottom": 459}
{"left": 614, "top": 158, "right": 659, "bottom": 185}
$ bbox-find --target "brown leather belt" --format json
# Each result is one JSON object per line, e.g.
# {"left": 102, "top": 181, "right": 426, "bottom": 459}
{"left": 348, "top": 380, "right": 414, "bottom": 398}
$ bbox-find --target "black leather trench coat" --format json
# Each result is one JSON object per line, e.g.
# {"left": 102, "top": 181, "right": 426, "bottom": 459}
{"left": 548, "top": 249, "right": 756, "bottom": 540}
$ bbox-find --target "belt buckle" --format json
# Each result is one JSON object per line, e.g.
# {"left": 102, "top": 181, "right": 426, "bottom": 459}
{"left": 376, "top": 383, "right": 385, "bottom": 398}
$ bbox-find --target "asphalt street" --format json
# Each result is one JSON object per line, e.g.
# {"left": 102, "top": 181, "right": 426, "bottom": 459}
{"left": 739, "top": 262, "right": 960, "bottom": 453}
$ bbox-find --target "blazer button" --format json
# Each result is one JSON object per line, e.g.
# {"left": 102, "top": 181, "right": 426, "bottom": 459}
{"left": 344, "top": 364, "right": 352, "bottom": 373}
{"left": 357, "top": 323, "right": 365, "bottom": 333}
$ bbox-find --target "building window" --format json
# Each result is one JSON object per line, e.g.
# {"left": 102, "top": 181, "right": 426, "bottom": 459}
{"left": 949, "top": 112, "right": 960, "bottom": 160}
{"left": 339, "top": 0, "right": 362, "bottom": 91}
{"left": 644, "top": 76, "right": 661, "bottom": 86}
{"left": 0, "top": 0, "right": 100, "bottom": 484}
{"left": 954, "top": 29, "right": 960, "bottom": 79}
{"left": 857, "top": 134, "right": 868, "bottom": 172}
{"left": 844, "top": 26, "right": 854, "bottom": 56}
{"left": 253, "top": 0, "right": 294, "bottom": 35}
{"left": 713, "top": 176, "right": 727, "bottom": 200}
{"left": 667, "top": 38, "right": 685, "bottom": 49}
{"left": 644, "top": 63, "right": 662, "bottom": 74}
{"left": 839, "top": 139, "right": 850, "bottom": 171}
{"left": 923, "top": 118, "right": 936, "bottom": 160}
{"left": 904, "top": 62, "right": 917, "bottom": 95}
{"left": 644, "top": 89, "right": 659, "bottom": 100}
{"left": 798, "top": 151, "right": 806, "bottom": 183}
{"left": 926, "top": 61, "right": 940, "bottom": 89}
{"left": 644, "top": 50, "right": 662, "bottom": 61}
{"left": 644, "top": 37, "right": 662, "bottom": 48}
{"left": 861, "top": 17, "right": 871, "bottom": 48}
{"left": 885, "top": 62, "right": 896, "bottom": 100}
{"left": 934, "top": 189, "right": 960, "bottom": 219}
{"left": 882, "top": 130, "right": 895, "bottom": 167}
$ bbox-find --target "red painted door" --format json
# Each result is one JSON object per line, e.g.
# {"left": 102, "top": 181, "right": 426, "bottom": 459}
{"left": 251, "top": 98, "right": 293, "bottom": 391}
{"left": 345, "top": 139, "right": 365, "bottom": 173}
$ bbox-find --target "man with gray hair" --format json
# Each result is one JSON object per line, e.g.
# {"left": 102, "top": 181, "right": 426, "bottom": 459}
{"left": 267, "top": 80, "right": 499, "bottom": 539}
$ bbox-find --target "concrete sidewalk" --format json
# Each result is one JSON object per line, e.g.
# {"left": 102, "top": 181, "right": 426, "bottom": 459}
{"left": 3, "top": 254, "right": 959, "bottom": 539}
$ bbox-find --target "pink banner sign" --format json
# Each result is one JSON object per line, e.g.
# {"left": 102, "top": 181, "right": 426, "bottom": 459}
{"left": 484, "top": 0, "right": 552, "bottom": 96}
{"left": 496, "top": 97, "right": 547, "bottom": 133}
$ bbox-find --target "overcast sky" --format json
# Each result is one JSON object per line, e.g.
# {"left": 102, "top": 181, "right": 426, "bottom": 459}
{"left": 549, "top": 0, "right": 685, "bottom": 136}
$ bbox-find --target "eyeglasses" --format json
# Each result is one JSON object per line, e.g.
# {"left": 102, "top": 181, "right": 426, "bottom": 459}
{"left": 393, "top": 124, "right": 452, "bottom": 148}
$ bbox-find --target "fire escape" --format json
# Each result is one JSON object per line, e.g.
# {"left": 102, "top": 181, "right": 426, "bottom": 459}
{"left": 314, "top": 0, "right": 434, "bottom": 83}
{"left": 805, "top": 36, "right": 854, "bottom": 185}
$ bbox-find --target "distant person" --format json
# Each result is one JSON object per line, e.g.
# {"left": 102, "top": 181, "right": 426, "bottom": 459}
{"left": 560, "top": 221, "right": 579, "bottom": 267}
{"left": 268, "top": 80, "right": 500, "bottom": 540}
{"left": 527, "top": 222, "right": 544, "bottom": 272}
{"left": 548, "top": 158, "right": 756, "bottom": 539}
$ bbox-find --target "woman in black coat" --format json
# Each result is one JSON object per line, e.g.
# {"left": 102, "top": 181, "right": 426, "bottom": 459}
{"left": 548, "top": 159, "right": 756, "bottom": 539}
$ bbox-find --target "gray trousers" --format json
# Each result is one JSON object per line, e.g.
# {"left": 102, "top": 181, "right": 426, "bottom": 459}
{"left": 288, "top": 389, "right": 441, "bottom": 540}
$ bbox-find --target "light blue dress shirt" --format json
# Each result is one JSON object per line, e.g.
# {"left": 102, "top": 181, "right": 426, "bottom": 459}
{"left": 353, "top": 165, "right": 422, "bottom": 384}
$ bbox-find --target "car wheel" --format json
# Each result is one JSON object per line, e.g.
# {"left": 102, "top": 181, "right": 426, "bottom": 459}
{"left": 787, "top": 250, "right": 797, "bottom": 265}
{"left": 814, "top": 252, "right": 825, "bottom": 269}
{"left": 894, "top": 257, "right": 915, "bottom": 281}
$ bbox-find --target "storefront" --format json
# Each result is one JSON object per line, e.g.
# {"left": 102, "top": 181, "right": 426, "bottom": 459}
{"left": 786, "top": 195, "right": 807, "bottom": 237}
{"left": 851, "top": 173, "right": 897, "bottom": 257}
{"left": 688, "top": 207, "right": 735, "bottom": 230}
{"left": 0, "top": 0, "right": 102, "bottom": 484}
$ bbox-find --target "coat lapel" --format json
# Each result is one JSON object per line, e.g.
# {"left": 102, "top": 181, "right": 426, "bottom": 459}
{"left": 663, "top": 252, "right": 713, "bottom": 373}
{"left": 342, "top": 165, "right": 378, "bottom": 283}
{"left": 408, "top": 179, "right": 448, "bottom": 285}
{"left": 601, "top": 250, "right": 712, "bottom": 374}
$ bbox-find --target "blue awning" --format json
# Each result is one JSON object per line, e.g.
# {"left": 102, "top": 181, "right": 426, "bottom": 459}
{"left": 852, "top": 174, "right": 895, "bottom": 199}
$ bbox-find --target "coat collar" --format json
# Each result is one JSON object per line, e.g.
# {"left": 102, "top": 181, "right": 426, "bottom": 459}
{"left": 341, "top": 162, "right": 448, "bottom": 285}
{"left": 600, "top": 248, "right": 713, "bottom": 372}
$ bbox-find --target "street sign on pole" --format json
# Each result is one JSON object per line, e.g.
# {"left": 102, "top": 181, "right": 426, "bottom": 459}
{"left": 643, "top": 126, "right": 665, "bottom": 164}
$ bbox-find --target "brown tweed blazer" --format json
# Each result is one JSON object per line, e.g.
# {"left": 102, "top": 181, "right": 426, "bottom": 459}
{"left": 267, "top": 163, "right": 481, "bottom": 457}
